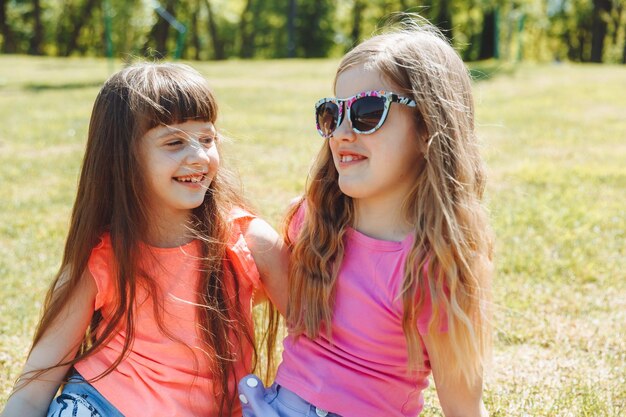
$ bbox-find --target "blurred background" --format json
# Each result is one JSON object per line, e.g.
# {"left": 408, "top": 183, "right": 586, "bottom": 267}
{"left": 1, "top": 0, "right": 625, "bottom": 63}
{"left": 1, "top": 1, "right": 625, "bottom": 416}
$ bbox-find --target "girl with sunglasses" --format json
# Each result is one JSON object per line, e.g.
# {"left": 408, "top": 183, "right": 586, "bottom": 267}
{"left": 1, "top": 63, "right": 288, "bottom": 417}
{"left": 238, "top": 16, "right": 493, "bottom": 417}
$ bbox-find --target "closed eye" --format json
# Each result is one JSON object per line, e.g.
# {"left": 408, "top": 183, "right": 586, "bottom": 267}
{"left": 165, "top": 139, "right": 184, "bottom": 147}
{"left": 200, "top": 135, "right": 216, "bottom": 146}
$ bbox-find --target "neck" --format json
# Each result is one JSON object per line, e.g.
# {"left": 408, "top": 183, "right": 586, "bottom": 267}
{"left": 353, "top": 197, "right": 414, "bottom": 242}
{"left": 145, "top": 209, "right": 194, "bottom": 248}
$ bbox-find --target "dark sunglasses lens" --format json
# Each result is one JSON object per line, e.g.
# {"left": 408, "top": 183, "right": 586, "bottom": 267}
{"left": 351, "top": 96, "right": 385, "bottom": 132}
{"left": 316, "top": 102, "right": 339, "bottom": 137}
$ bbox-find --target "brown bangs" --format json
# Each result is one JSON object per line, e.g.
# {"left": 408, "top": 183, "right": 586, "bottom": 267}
{"left": 122, "top": 63, "right": 219, "bottom": 134}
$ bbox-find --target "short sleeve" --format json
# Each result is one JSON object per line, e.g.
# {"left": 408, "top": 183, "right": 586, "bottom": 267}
{"left": 287, "top": 201, "right": 306, "bottom": 243}
{"left": 87, "top": 234, "right": 115, "bottom": 311}
{"left": 227, "top": 208, "right": 261, "bottom": 290}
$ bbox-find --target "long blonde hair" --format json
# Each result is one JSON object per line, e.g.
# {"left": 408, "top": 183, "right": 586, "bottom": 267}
{"left": 18, "top": 63, "right": 279, "bottom": 415}
{"left": 287, "top": 17, "right": 493, "bottom": 385}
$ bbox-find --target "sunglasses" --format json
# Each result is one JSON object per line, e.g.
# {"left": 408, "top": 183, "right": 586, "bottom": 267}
{"left": 315, "top": 90, "right": 417, "bottom": 139}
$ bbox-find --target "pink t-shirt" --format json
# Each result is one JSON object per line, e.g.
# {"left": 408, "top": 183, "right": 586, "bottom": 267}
{"left": 75, "top": 209, "right": 260, "bottom": 417}
{"left": 275, "top": 204, "right": 439, "bottom": 417}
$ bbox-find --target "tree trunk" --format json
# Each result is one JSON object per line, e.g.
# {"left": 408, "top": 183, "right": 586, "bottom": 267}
{"left": 578, "top": 31, "right": 586, "bottom": 62}
{"left": 435, "top": 0, "right": 453, "bottom": 41}
{"left": 0, "top": 0, "right": 17, "bottom": 53}
{"left": 142, "top": 0, "right": 176, "bottom": 58}
{"left": 590, "top": 0, "right": 611, "bottom": 62}
{"left": 612, "top": 3, "right": 623, "bottom": 45}
{"left": 64, "top": 0, "right": 100, "bottom": 56}
{"left": 29, "top": 0, "right": 44, "bottom": 55}
{"left": 350, "top": 0, "right": 364, "bottom": 46}
{"left": 287, "top": 0, "right": 296, "bottom": 57}
{"left": 191, "top": 0, "right": 201, "bottom": 60}
{"left": 238, "top": 0, "right": 254, "bottom": 58}
{"left": 297, "top": 0, "right": 334, "bottom": 58}
{"left": 205, "top": 0, "right": 225, "bottom": 60}
{"left": 479, "top": 9, "right": 496, "bottom": 59}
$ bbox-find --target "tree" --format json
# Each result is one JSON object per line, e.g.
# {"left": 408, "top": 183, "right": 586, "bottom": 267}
{"left": 479, "top": 8, "right": 498, "bottom": 59}
{"left": 142, "top": 0, "right": 177, "bottom": 58}
{"left": 238, "top": 0, "right": 255, "bottom": 58}
{"left": 287, "top": 0, "right": 296, "bottom": 57}
{"left": 296, "top": 0, "right": 335, "bottom": 57}
{"left": 0, "top": 0, "right": 17, "bottom": 52}
{"left": 237, "top": 0, "right": 290, "bottom": 59}
{"left": 190, "top": 0, "right": 202, "bottom": 60}
{"left": 590, "top": 0, "right": 612, "bottom": 62}
{"left": 28, "top": 0, "right": 44, "bottom": 55}
{"left": 434, "top": 0, "right": 453, "bottom": 41}
{"left": 205, "top": 0, "right": 225, "bottom": 59}
{"left": 350, "top": 0, "right": 365, "bottom": 46}
{"left": 64, "top": 0, "right": 100, "bottom": 56}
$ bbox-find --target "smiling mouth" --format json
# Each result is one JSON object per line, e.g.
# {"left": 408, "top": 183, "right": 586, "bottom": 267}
{"left": 174, "top": 174, "right": 206, "bottom": 183}
{"left": 340, "top": 154, "right": 366, "bottom": 163}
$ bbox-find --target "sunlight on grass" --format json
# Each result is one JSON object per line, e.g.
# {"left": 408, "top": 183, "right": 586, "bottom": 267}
{"left": 1, "top": 57, "right": 624, "bottom": 416}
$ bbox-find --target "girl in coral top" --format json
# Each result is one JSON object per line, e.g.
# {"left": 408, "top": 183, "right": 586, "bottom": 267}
{"left": 1, "top": 63, "right": 287, "bottom": 417}
{"left": 239, "top": 16, "right": 493, "bottom": 417}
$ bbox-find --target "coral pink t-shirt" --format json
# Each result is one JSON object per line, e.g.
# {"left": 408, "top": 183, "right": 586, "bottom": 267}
{"left": 275, "top": 204, "right": 441, "bottom": 417}
{"left": 75, "top": 209, "right": 260, "bottom": 417}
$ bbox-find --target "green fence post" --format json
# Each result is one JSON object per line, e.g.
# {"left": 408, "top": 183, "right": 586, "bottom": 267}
{"left": 174, "top": 28, "right": 187, "bottom": 60}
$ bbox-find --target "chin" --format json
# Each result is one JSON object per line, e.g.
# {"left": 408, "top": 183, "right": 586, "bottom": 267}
{"left": 337, "top": 181, "right": 364, "bottom": 199}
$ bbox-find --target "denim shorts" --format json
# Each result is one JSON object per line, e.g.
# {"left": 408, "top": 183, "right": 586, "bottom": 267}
{"left": 238, "top": 374, "right": 342, "bottom": 417}
{"left": 46, "top": 371, "right": 124, "bottom": 417}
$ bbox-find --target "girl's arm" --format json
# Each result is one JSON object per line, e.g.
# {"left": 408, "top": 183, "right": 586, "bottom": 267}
{"left": 423, "top": 334, "right": 489, "bottom": 417}
{"left": 244, "top": 218, "right": 289, "bottom": 315}
{"left": 1, "top": 268, "right": 97, "bottom": 417}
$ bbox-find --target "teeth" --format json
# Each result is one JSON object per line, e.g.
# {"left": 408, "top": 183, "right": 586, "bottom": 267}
{"left": 176, "top": 175, "right": 204, "bottom": 183}
{"left": 341, "top": 155, "right": 359, "bottom": 163}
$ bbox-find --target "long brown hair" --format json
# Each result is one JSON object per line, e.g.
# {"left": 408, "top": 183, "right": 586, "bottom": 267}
{"left": 19, "top": 63, "right": 278, "bottom": 415}
{"left": 287, "top": 16, "right": 493, "bottom": 386}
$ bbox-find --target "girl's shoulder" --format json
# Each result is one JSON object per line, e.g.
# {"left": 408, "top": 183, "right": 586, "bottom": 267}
{"left": 228, "top": 206, "right": 256, "bottom": 236}
{"left": 86, "top": 232, "right": 115, "bottom": 310}
{"left": 233, "top": 209, "right": 289, "bottom": 314}
{"left": 226, "top": 207, "right": 262, "bottom": 289}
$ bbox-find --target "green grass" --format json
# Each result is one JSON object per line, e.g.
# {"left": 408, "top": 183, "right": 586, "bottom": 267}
{"left": 1, "top": 56, "right": 625, "bottom": 416}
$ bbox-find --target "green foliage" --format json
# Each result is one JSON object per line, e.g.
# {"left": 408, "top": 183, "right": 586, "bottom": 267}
{"left": 1, "top": 0, "right": 625, "bottom": 62}
{"left": 244, "top": 0, "right": 290, "bottom": 58}
{"left": 295, "top": 0, "right": 335, "bottom": 58}
{"left": 0, "top": 56, "right": 625, "bottom": 416}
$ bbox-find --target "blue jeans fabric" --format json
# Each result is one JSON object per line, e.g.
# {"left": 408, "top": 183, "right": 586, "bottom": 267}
{"left": 46, "top": 371, "right": 124, "bottom": 417}
{"left": 238, "top": 374, "right": 342, "bottom": 417}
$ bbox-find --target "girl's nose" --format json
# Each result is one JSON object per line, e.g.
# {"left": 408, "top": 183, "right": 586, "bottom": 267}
{"left": 330, "top": 112, "right": 356, "bottom": 142}
{"left": 185, "top": 140, "right": 210, "bottom": 164}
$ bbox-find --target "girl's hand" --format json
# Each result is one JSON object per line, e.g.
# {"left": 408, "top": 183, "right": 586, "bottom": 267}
{"left": 1, "top": 268, "right": 97, "bottom": 417}
{"left": 423, "top": 333, "right": 489, "bottom": 417}
{"left": 245, "top": 218, "right": 289, "bottom": 315}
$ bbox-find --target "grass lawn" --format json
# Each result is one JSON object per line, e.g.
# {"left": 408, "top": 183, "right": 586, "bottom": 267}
{"left": 0, "top": 56, "right": 624, "bottom": 416}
